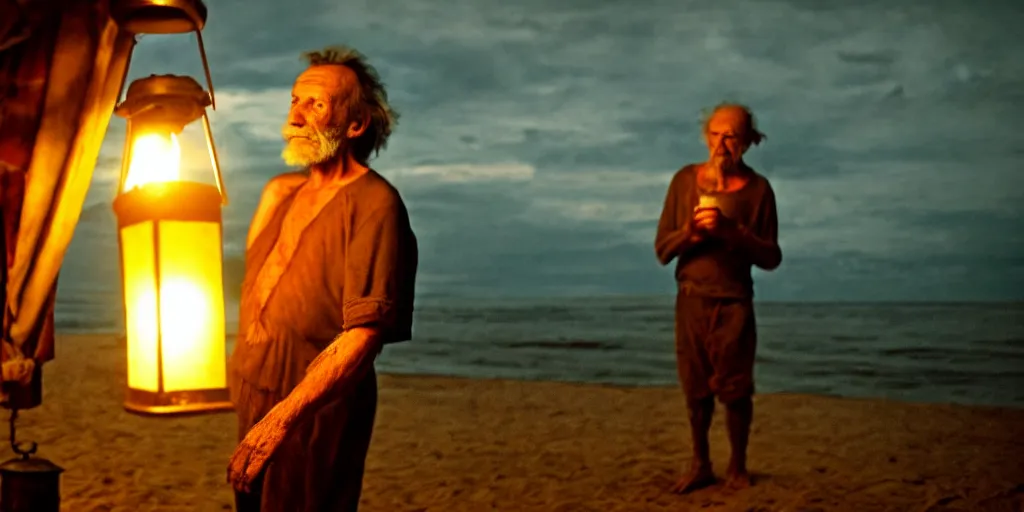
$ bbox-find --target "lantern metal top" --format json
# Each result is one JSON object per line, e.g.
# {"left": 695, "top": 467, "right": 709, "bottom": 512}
{"left": 1, "top": 408, "right": 63, "bottom": 476}
{"left": 115, "top": 74, "right": 211, "bottom": 133}
{"left": 0, "top": 456, "right": 63, "bottom": 475}
{"left": 112, "top": 0, "right": 208, "bottom": 35}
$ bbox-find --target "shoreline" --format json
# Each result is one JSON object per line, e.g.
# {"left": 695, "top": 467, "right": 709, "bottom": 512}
{"left": 13, "top": 333, "right": 1024, "bottom": 511}
{"left": 52, "top": 331, "right": 1024, "bottom": 410}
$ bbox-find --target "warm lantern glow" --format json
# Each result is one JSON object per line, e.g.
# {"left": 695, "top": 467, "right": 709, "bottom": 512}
{"left": 155, "top": 221, "right": 226, "bottom": 392}
{"left": 123, "top": 132, "right": 181, "bottom": 190}
{"left": 121, "top": 222, "right": 159, "bottom": 392}
{"left": 121, "top": 220, "right": 227, "bottom": 395}
{"left": 113, "top": 73, "right": 231, "bottom": 415}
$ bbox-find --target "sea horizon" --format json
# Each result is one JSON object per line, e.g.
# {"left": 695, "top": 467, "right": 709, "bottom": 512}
{"left": 52, "top": 295, "right": 1024, "bottom": 410}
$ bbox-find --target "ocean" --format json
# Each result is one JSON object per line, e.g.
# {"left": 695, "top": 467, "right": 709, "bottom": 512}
{"left": 53, "top": 286, "right": 1024, "bottom": 409}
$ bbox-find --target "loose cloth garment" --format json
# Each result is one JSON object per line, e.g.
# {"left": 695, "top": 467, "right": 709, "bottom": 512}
{"left": 655, "top": 164, "right": 778, "bottom": 402}
{"left": 230, "top": 169, "right": 417, "bottom": 399}
{"left": 674, "top": 295, "right": 757, "bottom": 403}
{"left": 0, "top": 0, "right": 134, "bottom": 407}
{"left": 233, "top": 368, "right": 378, "bottom": 512}
{"left": 655, "top": 164, "right": 778, "bottom": 299}
{"left": 229, "top": 169, "right": 417, "bottom": 512}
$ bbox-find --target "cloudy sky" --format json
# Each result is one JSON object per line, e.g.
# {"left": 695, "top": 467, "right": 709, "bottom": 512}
{"left": 68, "top": 0, "right": 1024, "bottom": 302}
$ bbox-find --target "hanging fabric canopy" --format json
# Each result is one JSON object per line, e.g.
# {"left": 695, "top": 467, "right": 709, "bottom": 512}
{"left": 0, "top": 0, "right": 136, "bottom": 409}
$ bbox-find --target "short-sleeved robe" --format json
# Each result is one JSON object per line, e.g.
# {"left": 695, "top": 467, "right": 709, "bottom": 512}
{"left": 655, "top": 163, "right": 778, "bottom": 403}
{"left": 229, "top": 169, "right": 417, "bottom": 512}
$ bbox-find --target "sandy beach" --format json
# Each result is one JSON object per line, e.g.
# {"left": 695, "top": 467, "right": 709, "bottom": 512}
{"left": 9, "top": 334, "right": 1024, "bottom": 511}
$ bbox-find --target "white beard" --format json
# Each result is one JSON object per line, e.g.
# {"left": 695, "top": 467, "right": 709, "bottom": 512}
{"left": 280, "top": 127, "right": 345, "bottom": 167}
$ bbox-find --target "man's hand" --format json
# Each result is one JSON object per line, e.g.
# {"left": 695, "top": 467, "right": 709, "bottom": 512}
{"left": 685, "top": 216, "right": 705, "bottom": 244}
{"left": 655, "top": 216, "right": 706, "bottom": 265}
{"left": 693, "top": 206, "right": 740, "bottom": 242}
{"left": 227, "top": 414, "right": 289, "bottom": 493}
{"left": 226, "top": 327, "right": 381, "bottom": 494}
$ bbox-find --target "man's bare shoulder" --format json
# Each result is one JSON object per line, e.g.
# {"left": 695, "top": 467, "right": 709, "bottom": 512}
{"left": 259, "top": 171, "right": 307, "bottom": 202}
{"left": 265, "top": 171, "right": 308, "bottom": 191}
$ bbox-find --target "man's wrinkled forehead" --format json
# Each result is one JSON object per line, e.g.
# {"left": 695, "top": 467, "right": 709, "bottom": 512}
{"left": 291, "top": 65, "right": 357, "bottom": 99}
{"left": 707, "top": 107, "right": 748, "bottom": 133}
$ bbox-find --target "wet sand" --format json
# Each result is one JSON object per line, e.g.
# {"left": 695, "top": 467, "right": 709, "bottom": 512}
{"left": 11, "top": 334, "right": 1024, "bottom": 511}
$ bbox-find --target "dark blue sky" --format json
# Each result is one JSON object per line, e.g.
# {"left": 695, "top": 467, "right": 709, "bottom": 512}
{"left": 69, "top": 0, "right": 1024, "bottom": 301}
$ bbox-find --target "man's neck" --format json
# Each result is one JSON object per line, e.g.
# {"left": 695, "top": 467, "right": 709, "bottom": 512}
{"left": 703, "top": 158, "right": 746, "bottom": 175}
{"left": 699, "top": 159, "right": 748, "bottom": 192}
{"left": 308, "top": 153, "right": 369, "bottom": 188}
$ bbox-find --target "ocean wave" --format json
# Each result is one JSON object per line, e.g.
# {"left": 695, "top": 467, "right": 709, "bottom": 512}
{"left": 50, "top": 297, "right": 1024, "bottom": 408}
{"left": 503, "top": 340, "right": 622, "bottom": 350}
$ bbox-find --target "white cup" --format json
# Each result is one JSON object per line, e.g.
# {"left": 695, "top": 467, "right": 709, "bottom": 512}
{"left": 697, "top": 195, "right": 721, "bottom": 210}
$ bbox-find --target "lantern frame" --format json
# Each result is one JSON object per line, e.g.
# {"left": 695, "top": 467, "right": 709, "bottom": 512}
{"left": 112, "top": 74, "right": 232, "bottom": 416}
{"left": 112, "top": 0, "right": 218, "bottom": 110}
{"left": 114, "top": 74, "right": 227, "bottom": 201}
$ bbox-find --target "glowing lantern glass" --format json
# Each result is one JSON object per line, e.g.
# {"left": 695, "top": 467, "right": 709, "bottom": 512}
{"left": 112, "top": 74, "right": 232, "bottom": 415}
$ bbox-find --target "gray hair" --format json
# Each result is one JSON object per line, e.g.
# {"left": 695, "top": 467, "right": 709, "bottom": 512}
{"left": 300, "top": 45, "right": 399, "bottom": 164}
{"left": 700, "top": 102, "right": 766, "bottom": 147}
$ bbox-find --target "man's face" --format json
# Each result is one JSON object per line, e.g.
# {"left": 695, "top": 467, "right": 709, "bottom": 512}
{"left": 704, "top": 107, "right": 749, "bottom": 170}
{"left": 281, "top": 65, "right": 352, "bottom": 168}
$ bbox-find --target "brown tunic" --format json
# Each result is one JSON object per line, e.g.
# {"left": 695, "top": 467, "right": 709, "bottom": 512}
{"left": 230, "top": 169, "right": 417, "bottom": 399}
{"left": 229, "top": 169, "right": 417, "bottom": 512}
{"left": 655, "top": 163, "right": 778, "bottom": 402}
{"left": 655, "top": 164, "right": 778, "bottom": 298}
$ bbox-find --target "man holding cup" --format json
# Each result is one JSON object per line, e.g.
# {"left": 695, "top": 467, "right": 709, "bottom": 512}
{"left": 654, "top": 103, "right": 782, "bottom": 493}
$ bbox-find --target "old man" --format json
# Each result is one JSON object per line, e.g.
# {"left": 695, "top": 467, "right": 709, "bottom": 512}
{"left": 226, "top": 46, "right": 418, "bottom": 511}
{"left": 654, "top": 103, "right": 781, "bottom": 493}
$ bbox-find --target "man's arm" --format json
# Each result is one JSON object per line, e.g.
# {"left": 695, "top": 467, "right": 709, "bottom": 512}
{"left": 655, "top": 170, "right": 704, "bottom": 265}
{"left": 227, "top": 324, "right": 383, "bottom": 491}
{"left": 252, "top": 327, "right": 381, "bottom": 436}
{"left": 656, "top": 226, "right": 704, "bottom": 266}
{"left": 261, "top": 198, "right": 409, "bottom": 426}
{"left": 245, "top": 172, "right": 307, "bottom": 250}
{"left": 733, "top": 226, "right": 781, "bottom": 270}
{"left": 734, "top": 184, "right": 781, "bottom": 271}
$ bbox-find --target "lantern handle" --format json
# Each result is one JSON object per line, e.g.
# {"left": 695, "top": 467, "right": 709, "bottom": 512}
{"left": 114, "top": 29, "right": 215, "bottom": 110}
{"left": 8, "top": 409, "right": 37, "bottom": 460}
{"left": 115, "top": 36, "right": 140, "bottom": 106}
{"left": 194, "top": 28, "right": 216, "bottom": 110}
{"left": 117, "top": 119, "right": 135, "bottom": 196}
{"left": 202, "top": 111, "right": 229, "bottom": 205}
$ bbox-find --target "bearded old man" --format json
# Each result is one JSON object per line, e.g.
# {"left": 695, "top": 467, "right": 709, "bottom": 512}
{"left": 226, "top": 46, "right": 418, "bottom": 511}
{"left": 654, "top": 103, "right": 781, "bottom": 493}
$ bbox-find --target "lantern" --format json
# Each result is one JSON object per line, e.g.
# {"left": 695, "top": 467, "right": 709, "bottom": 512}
{"left": 112, "top": 73, "right": 232, "bottom": 415}
{"left": 0, "top": 411, "right": 63, "bottom": 512}
{"left": 0, "top": 455, "right": 62, "bottom": 512}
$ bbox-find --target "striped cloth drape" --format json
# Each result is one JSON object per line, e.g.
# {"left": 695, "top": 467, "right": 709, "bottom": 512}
{"left": 0, "top": 0, "right": 135, "bottom": 408}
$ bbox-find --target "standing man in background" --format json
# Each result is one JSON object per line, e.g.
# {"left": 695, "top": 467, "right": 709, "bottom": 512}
{"left": 226, "top": 46, "right": 418, "bottom": 511}
{"left": 654, "top": 103, "right": 782, "bottom": 493}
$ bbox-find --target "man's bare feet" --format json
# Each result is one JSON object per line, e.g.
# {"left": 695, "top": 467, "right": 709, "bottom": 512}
{"left": 671, "top": 463, "right": 716, "bottom": 494}
{"left": 725, "top": 467, "right": 753, "bottom": 490}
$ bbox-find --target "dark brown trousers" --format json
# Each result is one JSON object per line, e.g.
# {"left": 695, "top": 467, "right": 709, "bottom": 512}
{"left": 232, "top": 368, "right": 378, "bottom": 512}
{"left": 675, "top": 294, "right": 757, "bottom": 403}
